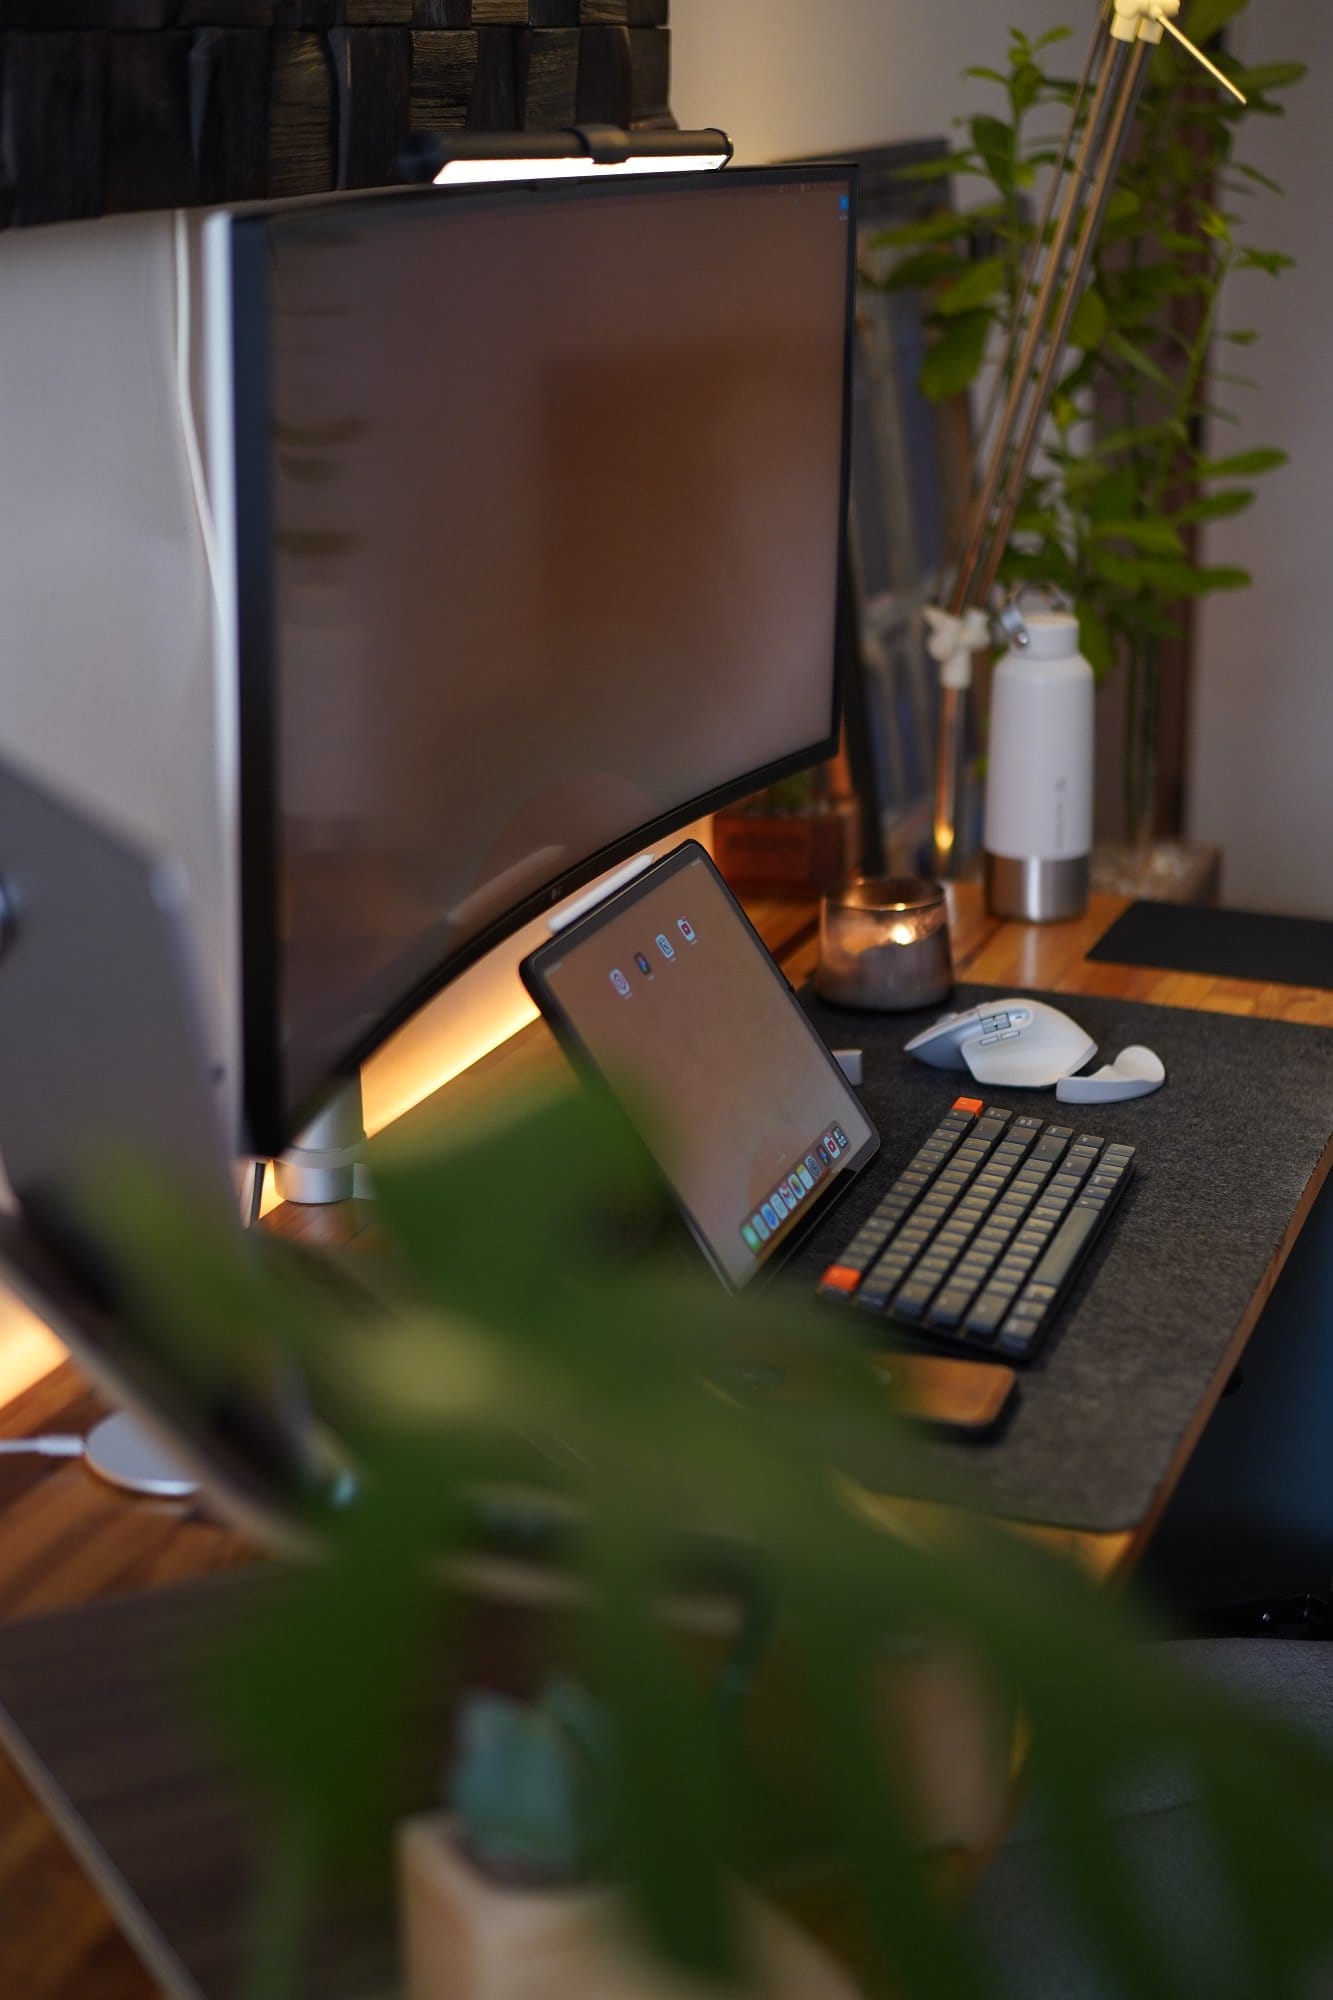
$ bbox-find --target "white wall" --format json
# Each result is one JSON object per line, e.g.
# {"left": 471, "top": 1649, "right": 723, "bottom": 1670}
{"left": 671, "top": 0, "right": 1072, "bottom": 164}
{"left": 1188, "top": 8, "right": 1333, "bottom": 916}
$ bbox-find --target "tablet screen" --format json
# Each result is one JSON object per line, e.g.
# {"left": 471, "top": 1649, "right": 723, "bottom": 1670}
{"left": 524, "top": 843, "right": 878, "bottom": 1286}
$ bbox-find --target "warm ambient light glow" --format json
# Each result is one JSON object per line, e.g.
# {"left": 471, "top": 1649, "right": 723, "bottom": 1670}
{"left": 434, "top": 152, "right": 730, "bottom": 186}
{"left": 0, "top": 1293, "right": 65, "bottom": 1409}
{"left": 363, "top": 990, "right": 541, "bottom": 1139}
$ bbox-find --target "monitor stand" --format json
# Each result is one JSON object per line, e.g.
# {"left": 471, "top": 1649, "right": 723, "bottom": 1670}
{"left": 273, "top": 1076, "right": 367, "bottom": 1206}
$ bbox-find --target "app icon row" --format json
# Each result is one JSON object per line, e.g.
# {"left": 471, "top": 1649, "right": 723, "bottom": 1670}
{"left": 610, "top": 918, "right": 695, "bottom": 996}
{"left": 740, "top": 1125, "right": 850, "bottom": 1253}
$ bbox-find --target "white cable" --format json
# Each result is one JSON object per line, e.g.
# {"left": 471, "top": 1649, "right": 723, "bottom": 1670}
{"left": 0, "top": 1437, "right": 86, "bottom": 1459}
{"left": 173, "top": 209, "right": 226, "bottom": 625}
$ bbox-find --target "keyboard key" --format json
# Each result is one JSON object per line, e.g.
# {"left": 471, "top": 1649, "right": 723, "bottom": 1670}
{"left": 1029, "top": 1203, "right": 1101, "bottom": 1290}
{"left": 1031, "top": 1135, "right": 1069, "bottom": 1163}
{"left": 820, "top": 1265, "right": 862, "bottom": 1295}
{"left": 893, "top": 1283, "right": 936, "bottom": 1321}
{"left": 927, "top": 1289, "right": 975, "bottom": 1330}
{"left": 967, "top": 1286, "right": 1016, "bottom": 1332}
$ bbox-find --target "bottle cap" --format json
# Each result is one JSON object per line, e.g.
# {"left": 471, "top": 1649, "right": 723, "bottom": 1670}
{"left": 1019, "top": 610, "right": 1081, "bottom": 661}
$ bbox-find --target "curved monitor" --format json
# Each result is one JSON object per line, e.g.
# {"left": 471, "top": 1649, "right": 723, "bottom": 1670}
{"left": 217, "top": 166, "right": 858, "bottom": 1156}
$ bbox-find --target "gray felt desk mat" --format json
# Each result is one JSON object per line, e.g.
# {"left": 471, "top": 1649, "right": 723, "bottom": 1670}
{"left": 784, "top": 985, "right": 1333, "bottom": 1534}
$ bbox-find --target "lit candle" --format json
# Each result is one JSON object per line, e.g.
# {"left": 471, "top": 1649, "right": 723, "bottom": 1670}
{"left": 815, "top": 877, "right": 954, "bottom": 1012}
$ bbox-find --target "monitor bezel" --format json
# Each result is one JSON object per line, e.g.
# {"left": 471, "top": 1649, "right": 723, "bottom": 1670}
{"left": 229, "top": 163, "right": 860, "bottom": 1158}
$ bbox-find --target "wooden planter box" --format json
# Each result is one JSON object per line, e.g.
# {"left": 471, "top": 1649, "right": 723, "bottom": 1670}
{"left": 398, "top": 1815, "right": 860, "bottom": 2000}
{"left": 713, "top": 802, "right": 859, "bottom": 899}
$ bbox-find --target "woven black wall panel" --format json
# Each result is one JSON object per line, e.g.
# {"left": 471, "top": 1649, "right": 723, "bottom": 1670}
{"left": 0, "top": 3, "right": 672, "bottom": 226}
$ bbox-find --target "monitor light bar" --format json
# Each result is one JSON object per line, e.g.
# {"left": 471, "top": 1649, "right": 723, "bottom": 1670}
{"left": 398, "top": 125, "right": 733, "bottom": 188}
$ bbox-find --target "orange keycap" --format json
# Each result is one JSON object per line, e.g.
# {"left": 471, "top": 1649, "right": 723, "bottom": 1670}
{"left": 820, "top": 1265, "right": 863, "bottom": 1294}
{"left": 952, "top": 1096, "right": 984, "bottom": 1115}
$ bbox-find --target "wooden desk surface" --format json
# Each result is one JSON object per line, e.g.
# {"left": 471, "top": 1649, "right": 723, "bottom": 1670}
{"left": 4, "top": 883, "right": 1332, "bottom": 1999}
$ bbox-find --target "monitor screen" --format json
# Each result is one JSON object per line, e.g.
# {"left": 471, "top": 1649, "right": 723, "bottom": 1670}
{"left": 225, "top": 167, "right": 857, "bottom": 1155}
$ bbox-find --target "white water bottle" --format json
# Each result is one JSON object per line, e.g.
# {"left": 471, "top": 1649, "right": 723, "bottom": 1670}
{"left": 984, "top": 609, "right": 1093, "bottom": 922}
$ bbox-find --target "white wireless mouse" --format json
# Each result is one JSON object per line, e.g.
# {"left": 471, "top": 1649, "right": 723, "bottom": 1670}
{"left": 1057, "top": 1045, "right": 1165, "bottom": 1104}
{"left": 904, "top": 996, "right": 1097, "bottom": 1089}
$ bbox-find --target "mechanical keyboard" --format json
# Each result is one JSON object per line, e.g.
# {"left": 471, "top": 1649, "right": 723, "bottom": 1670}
{"left": 818, "top": 1096, "right": 1135, "bottom": 1360}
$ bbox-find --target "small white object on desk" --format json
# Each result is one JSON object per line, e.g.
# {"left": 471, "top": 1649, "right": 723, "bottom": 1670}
{"left": 833, "top": 1048, "right": 863, "bottom": 1087}
{"left": 1057, "top": 1044, "right": 1166, "bottom": 1105}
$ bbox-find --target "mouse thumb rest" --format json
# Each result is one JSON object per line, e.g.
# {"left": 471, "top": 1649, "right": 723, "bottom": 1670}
{"left": 905, "top": 998, "right": 1165, "bottom": 1098}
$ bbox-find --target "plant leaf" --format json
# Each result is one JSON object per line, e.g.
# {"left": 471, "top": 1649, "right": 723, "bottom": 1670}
{"left": 1105, "top": 329, "right": 1173, "bottom": 392}
{"left": 1172, "top": 489, "right": 1254, "bottom": 526}
{"left": 970, "top": 114, "right": 1013, "bottom": 187}
{"left": 921, "top": 309, "right": 990, "bottom": 400}
{"left": 1198, "top": 448, "right": 1288, "bottom": 477}
{"left": 1231, "top": 61, "right": 1309, "bottom": 96}
{"left": 874, "top": 246, "right": 965, "bottom": 291}
{"left": 1183, "top": 0, "right": 1247, "bottom": 42}
{"left": 1236, "top": 247, "right": 1296, "bottom": 277}
{"left": 935, "top": 255, "right": 1007, "bottom": 317}
{"left": 1090, "top": 519, "right": 1186, "bottom": 556}
{"left": 1069, "top": 285, "right": 1109, "bottom": 351}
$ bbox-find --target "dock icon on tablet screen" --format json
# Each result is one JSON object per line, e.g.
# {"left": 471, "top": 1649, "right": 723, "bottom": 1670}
{"left": 610, "top": 969, "right": 631, "bottom": 997}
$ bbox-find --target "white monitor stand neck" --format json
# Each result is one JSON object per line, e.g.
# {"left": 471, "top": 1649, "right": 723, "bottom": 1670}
{"left": 273, "top": 1076, "right": 368, "bottom": 1207}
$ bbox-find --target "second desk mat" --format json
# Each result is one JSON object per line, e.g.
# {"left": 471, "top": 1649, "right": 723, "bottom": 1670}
{"left": 786, "top": 984, "right": 1333, "bottom": 1535}
{"left": 1089, "top": 899, "right": 1333, "bottom": 989}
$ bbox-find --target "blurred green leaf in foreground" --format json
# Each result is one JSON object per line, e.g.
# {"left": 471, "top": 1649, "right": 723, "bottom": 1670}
{"left": 95, "top": 1082, "right": 1333, "bottom": 2000}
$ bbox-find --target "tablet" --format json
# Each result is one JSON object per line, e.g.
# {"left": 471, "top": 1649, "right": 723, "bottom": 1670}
{"left": 522, "top": 841, "right": 878, "bottom": 1287}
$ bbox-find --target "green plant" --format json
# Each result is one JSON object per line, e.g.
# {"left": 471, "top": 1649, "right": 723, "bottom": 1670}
{"left": 873, "top": 3, "right": 1304, "bottom": 837}
{"left": 98, "top": 1085, "right": 1333, "bottom": 2000}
